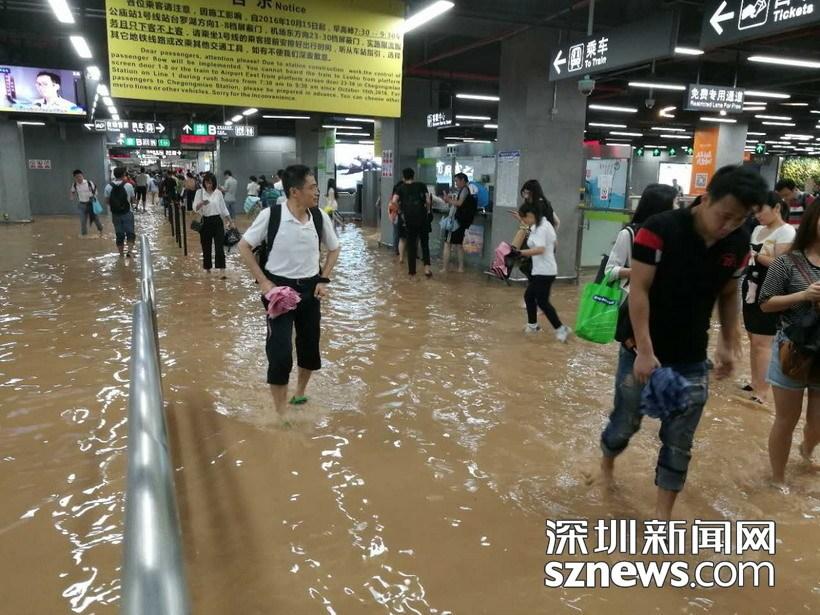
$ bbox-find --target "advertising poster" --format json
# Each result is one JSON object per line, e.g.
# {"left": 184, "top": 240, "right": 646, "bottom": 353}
{"left": 106, "top": 0, "right": 404, "bottom": 116}
{"left": 0, "top": 66, "right": 85, "bottom": 115}
{"left": 335, "top": 143, "right": 380, "bottom": 191}
{"left": 690, "top": 127, "right": 718, "bottom": 196}
{"left": 585, "top": 158, "right": 628, "bottom": 209}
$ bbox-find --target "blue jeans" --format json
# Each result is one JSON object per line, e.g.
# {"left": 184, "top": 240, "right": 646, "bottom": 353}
{"left": 601, "top": 346, "right": 710, "bottom": 492}
{"left": 78, "top": 202, "right": 102, "bottom": 235}
{"left": 112, "top": 211, "right": 136, "bottom": 246}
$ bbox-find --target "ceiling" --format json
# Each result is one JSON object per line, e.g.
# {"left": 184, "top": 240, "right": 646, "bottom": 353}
{"left": 2, "top": 0, "right": 819, "bottom": 154}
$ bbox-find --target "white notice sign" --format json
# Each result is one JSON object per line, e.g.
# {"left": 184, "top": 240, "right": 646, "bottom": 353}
{"left": 496, "top": 151, "right": 521, "bottom": 209}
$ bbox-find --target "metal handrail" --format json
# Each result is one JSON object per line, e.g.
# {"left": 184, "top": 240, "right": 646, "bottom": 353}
{"left": 122, "top": 240, "right": 190, "bottom": 615}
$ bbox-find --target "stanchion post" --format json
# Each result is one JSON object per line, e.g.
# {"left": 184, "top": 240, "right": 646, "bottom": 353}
{"left": 174, "top": 203, "right": 182, "bottom": 248}
{"left": 181, "top": 207, "right": 188, "bottom": 256}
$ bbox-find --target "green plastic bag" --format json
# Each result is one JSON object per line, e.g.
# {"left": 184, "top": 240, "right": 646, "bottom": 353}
{"left": 574, "top": 275, "right": 623, "bottom": 344}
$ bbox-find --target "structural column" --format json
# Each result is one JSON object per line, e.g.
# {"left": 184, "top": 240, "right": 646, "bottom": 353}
{"left": 494, "top": 26, "right": 587, "bottom": 278}
{"left": 0, "top": 120, "right": 32, "bottom": 221}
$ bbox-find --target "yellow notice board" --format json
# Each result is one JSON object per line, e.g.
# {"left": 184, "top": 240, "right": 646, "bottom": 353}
{"left": 106, "top": 0, "right": 404, "bottom": 117}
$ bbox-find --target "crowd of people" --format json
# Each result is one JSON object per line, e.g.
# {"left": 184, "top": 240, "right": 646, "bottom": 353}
{"left": 70, "top": 159, "right": 820, "bottom": 518}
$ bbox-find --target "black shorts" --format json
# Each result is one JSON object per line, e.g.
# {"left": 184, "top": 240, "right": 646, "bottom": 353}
{"left": 263, "top": 275, "right": 322, "bottom": 385}
{"left": 742, "top": 276, "right": 777, "bottom": 336}
{"left": 446, "top": 226, "right": 467, "bottom": 245}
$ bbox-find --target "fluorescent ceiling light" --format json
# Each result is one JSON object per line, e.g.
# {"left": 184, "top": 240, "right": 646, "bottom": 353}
{"left": 456, "top": 93, "right": 499, "bottom": 102}
{"left": 402, "top": 1, "right": 454, "bottom": 34}
{"left": 761, "top": 121, "right": 796, "bottom": 126}
{"left": 747, "top": 131, "right": 766, "bottom": 136}
{"left": 344, "top": 117, "right": 375, "bottom": 123}
{"left": 781, "top": 102, "right": 809, "bottom": 107}
{"left": 783, "top": 134, "right": 813, "bottom": 140}
{"left": 755, "top": 114, "right": 791, "bottom": 121}
{"left": 589, "top": 122, "right": 627, "bottom": 128}
{"left": 97, "top": 84, "right": 109, "bottom": 96}
{"left": 660, "top": 134, "right": 693, "bottom": 140}
{"left": 643, "top": 145, "right": 668, "bottom": 149}
{"left": 628, "top": 81, "right": 686, "bottom": 91}
{"left": 70, "top": 36, "right": 92, "bottom": 59}
{"left": 810, "top": 110, "right": 820, "bottom": 115}
{"left": 102, "top": 96, "right": 114, "bottom": 106}
{"left": 263, "top": 114, "right": 311, "bottom": 120}
{"left": 659, "top": 106, "right": 676, "bottom": 118}
{"left": 108, "top": 106, "right": 117, "bottom": 115}
{"left": 18, "top": 121, "right": 46, "bottom": 126}
{"left": 674, "top": 46, "right": 704, "bottom": 56}
{"left": 606, "top": 138, "right": 633, "bottom": 142}
{"left": 111, "top": 115, "right": 120, "bottom": 121}
{"left": 701, "top": 116, "right": 737, "bottom": 123}
{"left": 455, "top": 114, "right": 491, "bottom": 121}
{"left": 484, "top": 124, "right": 498, "bottom": 129}
{"left": 48, "top": 0, "right": 74, "bottom": 23}
{"left": 444, "top": 137, "right": 464, "bottom": 140}
{"left": 606, "top": 143, "right": 633, "bottom": 147}
{"left": 335, "top": 132, "right": 366, "bottom": 136}
{"left": 744, "top": 90, "right": 790, "bottom": 99}
{"left": 589, "top": 104, "right": 638, "bottom": 113}
{"left": 359, "top": 140, "right": 374, "bottom": 144}
{"left": 749, "top": 55, "right": 820, "bottom": 69}
{"left": 225, "top": 120, "right": 233, "bottom": 126}
{"left": 467, "top": 139, "right": 492, "bottom": 143}
{"left": 242, "top": 108, "right": 258, "bottom": 116}
{"left": 651, "top": 126, "right": 686, "bottom": 132}
{"left": 322, "top": 124, "right": 361, "bottom": 129}
{"left": 231, "top": 114, "right": 243, "bottom": 122}
{"left": 610, "top": 131, "right": 643, "bottom": 137}
{"left": 86, "top": 66, "right": 101, "bottom": 80}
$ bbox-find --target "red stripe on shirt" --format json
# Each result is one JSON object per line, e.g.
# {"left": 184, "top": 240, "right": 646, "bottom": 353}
{"left": 635, "top": 228, "right": 664, "bottom": 252}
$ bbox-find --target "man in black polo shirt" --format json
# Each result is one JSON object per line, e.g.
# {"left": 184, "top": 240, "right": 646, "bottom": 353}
{"left": 600, "top": 165, "right": 769, "bottom": 519}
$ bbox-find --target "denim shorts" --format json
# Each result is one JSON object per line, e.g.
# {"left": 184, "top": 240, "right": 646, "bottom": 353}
{"left": 601, "top": 346, "right": 710, "bottom": 492}
{"left": 767, "top": 331, "right": 820, "bottom": 391}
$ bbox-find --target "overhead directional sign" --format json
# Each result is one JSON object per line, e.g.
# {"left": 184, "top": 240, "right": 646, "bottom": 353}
{"left": 549, "top": 12, "right": 678, "bottom": 81}
{"left": 701, "top": 0, "right": 820, "bottom": 48}
{"left": 182, "top": 123, "right": 256, "bottom": 138}
{"left": 108, "top": 134, "right": 172, "bottom": 148}
{"left": 686, "top": 84, "right": 746, "bottom": 113}
{"left": 427, "top": 111, "right": 453, "bottom": 129}
{"left": 93, "top": 119, "right": 166, "bottom": 134}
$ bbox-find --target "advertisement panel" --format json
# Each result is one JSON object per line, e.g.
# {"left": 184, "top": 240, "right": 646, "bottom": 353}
{"left": 690, "top": 127, "right": 719, "bottom": 196}
{"left": 0, "top": 66, "right": 85, "bottom": 115}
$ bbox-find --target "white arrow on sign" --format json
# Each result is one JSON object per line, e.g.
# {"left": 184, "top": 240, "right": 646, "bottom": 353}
{"left": 553, "top": 49, "right": 566, "bottom": 74}
{"left": 710, "top": 1, "right": 735, "bottom": 35}
{"left": 182, "top": 124, "right": 192, "bottom": 134}
{"left": 156, "top": 123, "right": 165, "bottom": 134}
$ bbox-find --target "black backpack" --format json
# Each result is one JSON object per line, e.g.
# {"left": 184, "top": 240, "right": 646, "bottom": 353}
{"left": 254, "top": 204, "right": 324, "bottom": 270}
{"left": 399, "top": 183, "right": 429, "bottom": 229}
{"left": 109, "top": 182, "right": 130, "bottom": 214}
{"left": 455, "top": 188, "right": 477, "bottom": 228}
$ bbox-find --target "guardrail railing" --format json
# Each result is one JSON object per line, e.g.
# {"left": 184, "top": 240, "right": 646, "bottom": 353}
{"left": 121, "top": 236, "right": 190, "bottom": 615}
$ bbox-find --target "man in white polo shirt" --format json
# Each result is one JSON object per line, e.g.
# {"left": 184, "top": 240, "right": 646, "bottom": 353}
{"left": 238, "top": 164, "right": 340, "bottom": 415}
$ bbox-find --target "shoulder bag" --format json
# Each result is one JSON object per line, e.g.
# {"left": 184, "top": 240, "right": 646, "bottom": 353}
{"left": 779, "top": 253, "right": 820, "bottom": 382}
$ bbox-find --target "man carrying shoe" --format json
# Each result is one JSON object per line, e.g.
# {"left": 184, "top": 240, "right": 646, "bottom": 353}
{"left": 238, "top": 165, "right": 340, "bottom": 416}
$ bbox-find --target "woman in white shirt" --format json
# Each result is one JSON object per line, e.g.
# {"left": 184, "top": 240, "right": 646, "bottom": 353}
{"left": 743, "top": 192, "right": 796, "bottom": 405}
{"left": 513, "top": 200, "right": 571, "bottom": 342}
{"left": 605, "top": 183, "right": 677, "bottom": 301}
{"left": 193, "top": 172, "right": 234, "bottom": 275}
{"left": 247, "top": 175, "right": 260, "bottom": 198}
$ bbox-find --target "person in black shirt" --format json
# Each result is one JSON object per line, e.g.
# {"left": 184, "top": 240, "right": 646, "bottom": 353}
{"left": 600, "top": 166, "right": 769, "bottom": 519}
{"left": 442, "top": 173, "right": 477, "bottom": 273}
{"left": 394, "top": 168, "right": 432, "bottom": 277}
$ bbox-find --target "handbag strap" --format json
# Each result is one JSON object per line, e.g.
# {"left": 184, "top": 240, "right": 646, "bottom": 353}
{"left": 791, "top": 252, "right": 816, "bottom": 287}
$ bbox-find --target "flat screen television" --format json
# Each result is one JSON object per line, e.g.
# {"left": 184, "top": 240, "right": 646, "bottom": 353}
{"left": 0, "top": 65, "right": 86, "bottom": 116}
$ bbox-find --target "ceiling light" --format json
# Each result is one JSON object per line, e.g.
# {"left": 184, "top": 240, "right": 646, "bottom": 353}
{"left": 780, "top": 102, "right": 809, "bottom": 107}
{"left": 651, "top": 126, "right": 686, "bottom": 132}
{"left": 97, "top": 84, "right": 109, "bottom": 96}
{"left": 467, "top": 139, "right": 492, "bottom": 143}
{"left": 747, "top": 132, "right": 766, "bottom": 136}
{"left": 108, "top": 106, "right": 117, "bottom": 114}
{"left": 69, "top": 36, "right": 92, "bottom": 59}
{"left": 783, "top": 134, "right": 813, "bottom": 140}
{"left": 455, "top": 115, "right": 491, "bottom": 121}
{"left": 359, "top": 140, "right": 374, "bottom": 144}
{"left": 484, "top": 124, "right": 498, "bottom": 129}
{"left": 749, "top": 55, "right": 820, "bottom": 69}
{"left": 589, "top": 104, "right": 638, "bottom": 113}
{"left": 102, "top": 96, "right": 114, "bottom": 106}
{"left": 242, "top": 108, "right": 258, "bottom": 116}
{"left": 18, "top": 121, "right": 46, "bottom": 126}
{"left": 701, "top": 116, "right": 737, "bottom": 123}
{"left": 659, "top": 106, "right": 676, "bottom": 118}
{"left": 811, "top": 110, "right": 820, "bottom": 115}
{"left": 86, "top": 66, "right": 101, "bottom": 80}
{"left": 335, "top": 132, "right": 367, "bottom": 136}
{"left": 231, "top": 114, "right": 243, "bottom": 122}
{"left": 47, "top": 0, "right": 74, "bottom": 23}
{"left": 610, "top": 131, "right": 643, "bottom": 137}
{"left": 755, "top": 114, "right": 792, "bottom": 120}
{"left": 606, "top": 143, "right": 633, "bottom": 147}
{"left": 660, "top": 134, "right": 693, "bottom": 140}
{"left": 643, "top": 145, "right": 668, "bottom": 149}
{"left": 589, "top": 122, "right": 627, "bottom": 128}
{"left": 263, "top": 115, "right": 311, "bottom": 120}
{"left": 111, "top": 115, "right": 120, "bottom": 121}
{"left": 456, "top": 93, "right": 500, "bottom": 102}
{"left": 344, "top": 117, "right": 375, "bottom": 123}
{"left": 402, "top": 1, "right": 454, "bottom": 34}
{"left": 674, "top": 46, "right": 704, "bottom": 56}
{"left": 225, "top": 120, "right": 233, "bottom": 126}
{"left": 322, "top": 124, "right": 362, "bottom": 130}
{"left": 444, "top": 137, "right": 464, "bottom": 140}
{"left": 744, "top": 90, "right": 790, "bottom": 99}
{"left": 628, "top": 81, "right": 686, "bottom": 91}
{"left": 761, "top": 121, "right": 796, "bottom": 126}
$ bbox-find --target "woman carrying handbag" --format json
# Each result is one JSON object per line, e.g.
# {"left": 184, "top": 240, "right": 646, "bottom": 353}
{"left": 193, "top": 172, "right": 234, "bottom": 277}
{"left": 760, "top": 199, "right": 820, "bottom": 486}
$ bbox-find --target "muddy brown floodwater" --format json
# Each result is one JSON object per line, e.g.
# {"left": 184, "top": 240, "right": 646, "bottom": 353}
{"left": 0, "top": 211, "right": 818, "bottom": 614}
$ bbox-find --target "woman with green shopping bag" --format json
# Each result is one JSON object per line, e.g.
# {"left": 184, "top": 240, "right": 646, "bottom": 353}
{"left": 575, "top": 184, "right": 677, "bottom": 343}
